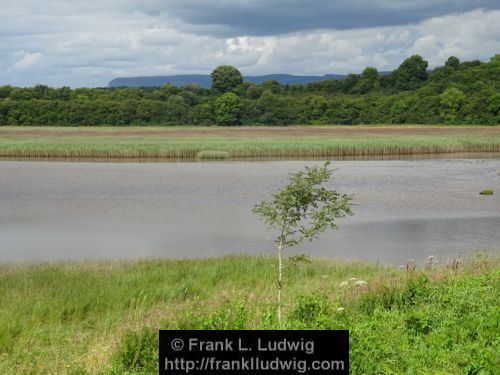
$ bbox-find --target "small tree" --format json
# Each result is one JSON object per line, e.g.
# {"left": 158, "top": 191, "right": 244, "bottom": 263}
{"left": 253, "top": 162, "right": 353, "bottom": 324}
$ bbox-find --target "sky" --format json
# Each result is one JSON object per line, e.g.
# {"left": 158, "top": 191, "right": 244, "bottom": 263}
{"left": 0, "top": 0, "right": 499, "bottom": 87}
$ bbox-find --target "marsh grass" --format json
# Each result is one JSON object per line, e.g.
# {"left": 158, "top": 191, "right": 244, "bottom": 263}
{"left": 195, "top": 150, "right": 231, "bottom": 160}
{"left": 1, "top": 131, "right": 500, "bottom": 159}
{"left": 0, "top": 254, "right": 498, "bottom": 374}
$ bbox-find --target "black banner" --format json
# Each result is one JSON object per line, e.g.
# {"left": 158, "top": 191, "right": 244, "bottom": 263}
{"left": 159, "top": 330, "right": 349, "bottom": 374}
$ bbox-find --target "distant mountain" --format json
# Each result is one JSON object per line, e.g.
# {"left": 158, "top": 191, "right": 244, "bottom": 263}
{"left": 108, "top": 74, "right": 346, "bottom": 88}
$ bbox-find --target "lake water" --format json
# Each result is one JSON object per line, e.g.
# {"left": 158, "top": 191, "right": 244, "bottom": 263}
{"left": 0, "top": 159, "right": 499, "bottom": 265}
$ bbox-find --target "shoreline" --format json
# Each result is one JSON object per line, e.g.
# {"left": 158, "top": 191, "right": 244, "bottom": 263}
{"left": 1, "top": 151, "right": 500, "bottom": 163}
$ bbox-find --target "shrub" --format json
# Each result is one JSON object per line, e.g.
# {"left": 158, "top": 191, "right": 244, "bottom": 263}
{"left": 111, "top": 328, "right": 157, "bottom": 374}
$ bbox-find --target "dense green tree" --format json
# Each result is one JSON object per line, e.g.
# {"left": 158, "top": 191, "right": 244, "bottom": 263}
{"left": 0, "top": 55, "right": 497, "bottom": 126}
{"left": 258, "top": 90, "right": 288, "bottom": 125}
{"left": 178, "top": 90, "right": 199, "bottom": 106}
{"left": 361, "top": 67, "right": 379, "bottom": 81}
{"left": 0, "top": 86, "right": 13, "bottom": 99}
{"left": 324, "top": 99, "right": 360, "bottom": 125}
{"left": 259, "top": 80, "right": 281, "bottom": 94}
{"left": 390, "top": 99, "right": 409, "bottom": 124}
{"left": 440, "top": 87, "right": 465, "bottom": 123}
{"left": 52, "top": 86, "right": 72, "bottom": 101}
{"left": 489, "top": 54, "right": 500, "bottom": 65}
{"left": 10, "top": 88, "right": 35, "bottom": 101}
{"left": 488, "top": 93, "right": 500, "bottom": 124}
{"left": 489, "top": 93, "right": 500, "bottom": 116}
{"left": 210, "top": 65, "right": 243, "bottom": 94}
{"left": 215, "top": 92, "right": 241, "bottom": 125}
{"left": 341, "top": 74, "right": 360, "bottom": 93}
{"left": 308, "top": 95, "right": 328, "bottom": 120}
{"left": 445, "top": 56, "right": 460, "bottom": 69}
{"left": 352, "top": 67, "right": 380, "bottom": 94}
{"left": 246, "top": 84, "right": 263, "bottom": 99}
{"left": 392, "top": 55, "right": 428, "bottom": 90}
{"left": 156, "top": 84, "right": 179, "bottom": 100}
{"left": 188, "top": 104, "right": 215, "bottom": 125}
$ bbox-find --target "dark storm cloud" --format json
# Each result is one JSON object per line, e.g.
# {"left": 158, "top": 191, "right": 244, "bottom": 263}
{"left": 136, "top": 0, "right": 500, "bottom": 36}
{"left": 1, "top": 1, "right": 499, "bottom": 87}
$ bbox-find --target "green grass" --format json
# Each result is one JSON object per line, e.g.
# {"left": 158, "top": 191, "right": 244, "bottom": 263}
{"left": 1, "top": 126, "right": 500, "bottom": 159}
{"left": 0, "top": 254, "right": 498, "bottom": 374}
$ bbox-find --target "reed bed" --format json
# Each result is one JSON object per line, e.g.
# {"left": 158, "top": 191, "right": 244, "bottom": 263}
{"left": 195, "top": 150, "right": 231, "bottom": 160}
{"left": 1, "top": 134, "right": 500, "bottom": 159}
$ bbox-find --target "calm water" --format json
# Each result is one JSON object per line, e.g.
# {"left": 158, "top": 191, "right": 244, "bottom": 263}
{"left": 0, "top": 159, "right": 499, "bottom": 264}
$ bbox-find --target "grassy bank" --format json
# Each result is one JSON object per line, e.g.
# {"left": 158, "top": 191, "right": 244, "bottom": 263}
{"left": 1, "top": 125, "right": 500, "bottom": 159}
{"left": 0, "top": 254, "right": 498, "bottom": 374}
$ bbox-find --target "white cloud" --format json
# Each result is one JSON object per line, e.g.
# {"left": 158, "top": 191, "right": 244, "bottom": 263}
{"left": 408, "top": 9, "right": 500, "bottom": 66}
{"left": 0, "top": 1, "right": 498, "bottom": 87}
{"left": 11, "top": 52, "right": 42, "bottom": 71}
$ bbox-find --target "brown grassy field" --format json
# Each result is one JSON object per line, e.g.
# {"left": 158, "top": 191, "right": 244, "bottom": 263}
{"left": 1, "top": 125, "right": 500, "bottom": 139}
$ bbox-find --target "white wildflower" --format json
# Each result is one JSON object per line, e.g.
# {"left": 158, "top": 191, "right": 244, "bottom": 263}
{"left": 339, "top": 281, "right": 349, "bottom": 287}
{"left": 349, "top": 277, "right": 357, "bottom": 282}
{"left": 336, "top": 307, "right": 345, "bottom": 313}
{"left": 355, "top": 280, "right": 368, "bottom": 287}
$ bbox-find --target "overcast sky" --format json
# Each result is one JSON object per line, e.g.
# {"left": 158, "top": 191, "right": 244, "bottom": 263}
{"left": 1, "top": 1, "right": 499, "bottom": 87}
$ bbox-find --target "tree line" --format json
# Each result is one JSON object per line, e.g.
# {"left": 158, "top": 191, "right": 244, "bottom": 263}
{"left": 0, "top": 55, "right": 499, "bottom": 126}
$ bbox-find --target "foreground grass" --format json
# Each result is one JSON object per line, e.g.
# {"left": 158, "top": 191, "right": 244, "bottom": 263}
{"left": 0, "top": 254, "right": 498, "bottom": 374}
{"left": 1, "top": 125, "right": 500, "bottom": 159}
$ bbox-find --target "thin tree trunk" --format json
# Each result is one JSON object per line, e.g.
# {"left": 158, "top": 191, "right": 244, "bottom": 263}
{"left": 277, "top": 242, "right": 283, "bottom": 325}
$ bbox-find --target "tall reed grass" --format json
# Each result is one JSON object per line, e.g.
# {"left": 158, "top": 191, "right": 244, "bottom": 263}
{"left": 1, "top": 135, "right": 500, "bottom": 159}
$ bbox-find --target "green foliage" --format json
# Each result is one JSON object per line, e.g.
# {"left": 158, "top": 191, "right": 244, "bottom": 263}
{"left": 0, "top": 86, "right": 13, "bottom": 99}
{"left": 253, "top": 162, "right": 353, "bottom": 323}
{"left": 210, "top": 65, "right": 243, "bottom": 94}
{"left": 308, "top": 95, "right": 328, "bottom": 120}
{"left": 440, "top": 87, "right": 465, "bottom": 123}
{"left": 187, "top": 103, "right": 214, "bottom": 125}
{"left": 195, "top": 150, "right": 230, "bottom": 160}
{"left": 342, "top": 73, "right": 360, "bottom": 93}
{"left": 260, "top": 80, "right": 281, "bottom": 94}
{"left": 173, "top": 300, "right": 248, "bottom": 330}
{"left": 215, "top": 92, "right": 241, "bottom": 125}
{"left": 0, "top": 255, "right": 498, "bottom": 374}
{"left": 489, "top": 93, "right": 500, "bottom": 116}
{"left": 0, "top": 55, "right": 499, "bottom": 126}
{"left": 111, "top": 328, "right": 157, "bottom": 374}
{"left": 390, "top": 99, "right": 410, "bottom": 123}
{"left": 288, "top": 253, "right": 312, "bottom": 265}
{"left": 289, "top": 293, "right": 331, "bottom": 328}
{"left": 253, "top": 162, "right": 353, "bottom": 248}
{"left": 245, "top": 84, "right": 263, "bottom": 99}
{"left": 257, "top": 90, "right": 288, "bottom": 125}
{"left": 392, "top": 54, "right": 429, "bottom": 90}
{"left": 445, "top": 56, "right": 460, "bottom": 69}
{"left": 351, "top": 67, "right": 379, "bottom": 94}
